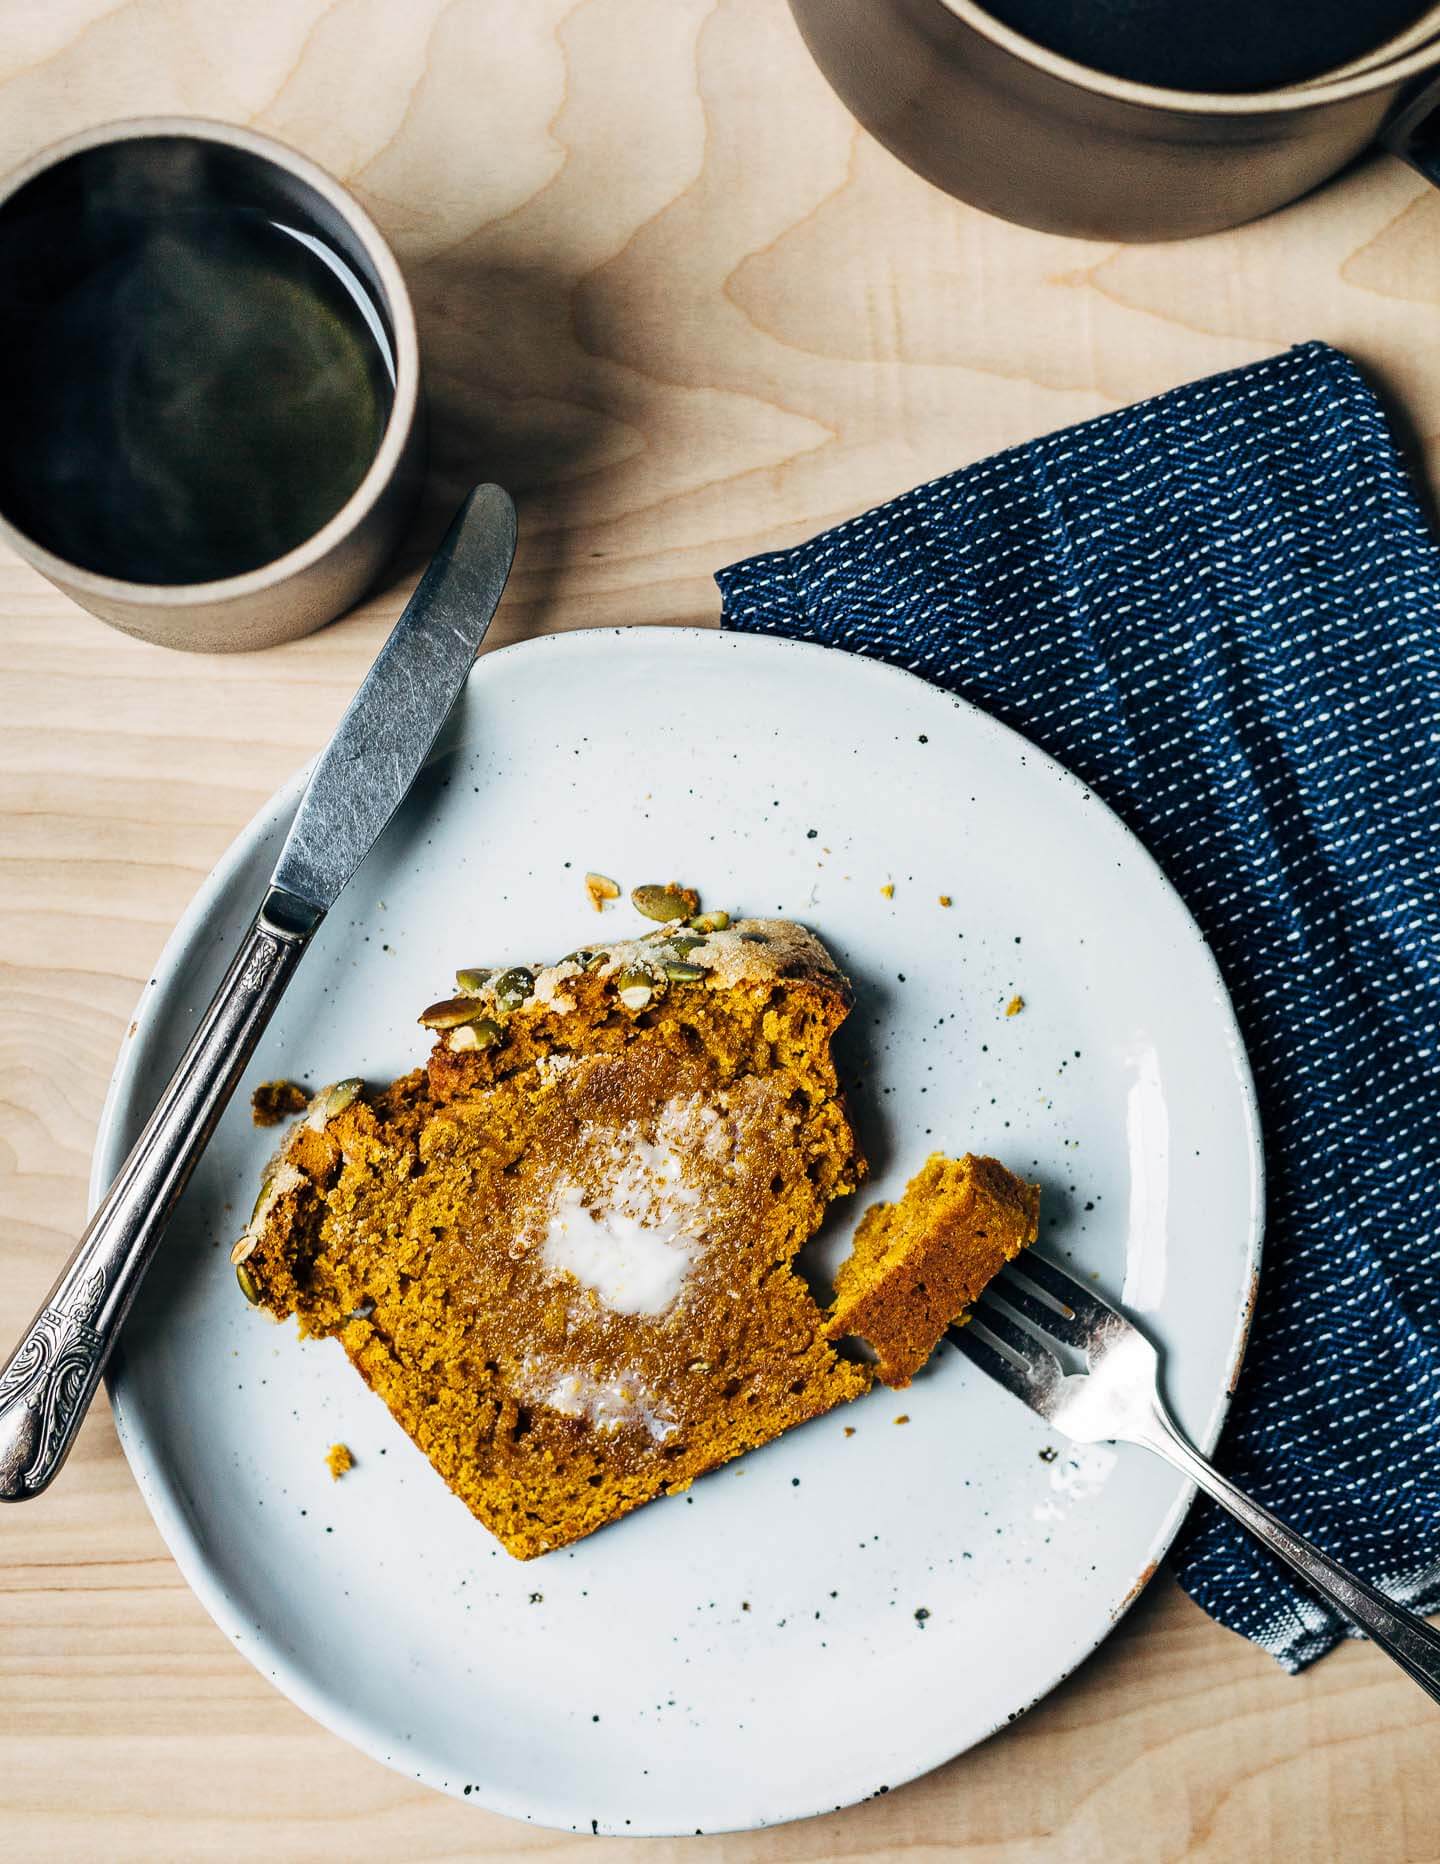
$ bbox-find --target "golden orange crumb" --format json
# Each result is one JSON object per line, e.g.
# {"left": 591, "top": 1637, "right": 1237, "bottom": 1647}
{"left": 938, "top": 894, "right": 952, "bottom": 908}
{"left": 325, "top": 1442, "right": 353, "bottom": 1481}
{"left": 251, "top": 1079, "right": 309, "bottom": 1126}
{"left": 584, "top": 871, "right": 620, "bottom": 911}
{"left": 894, "top": 1414, "right": 910, "bottom": 1426}
{"left": 880, "top": 883, "right": 895, "bottom": 899}
{"left": 843, "top": 1425, "right": 856, "bottom": 1437}
{"left": 1005, "top": 995, "right": 1024, "bottom": 1017}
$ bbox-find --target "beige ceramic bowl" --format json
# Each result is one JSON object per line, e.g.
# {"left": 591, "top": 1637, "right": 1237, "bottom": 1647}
{"left": 1304, "top": 5, "right": 1440, "bottom": 85}
{"left": 0, "top": 118, "right": 424, "bottom": 653}
{"left": 787, "top": 0, "right": 1440, "bottom": 240}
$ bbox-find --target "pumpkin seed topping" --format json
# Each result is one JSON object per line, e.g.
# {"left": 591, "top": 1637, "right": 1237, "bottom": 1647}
{"left": 305, "top": 1078, "right": 364, "bottom": 1129}
{"left": 449, "top": 1017, "right": 503, "bottom": 1053}
{"left": 632, "top": 883, "right": 699, "bottom": 922}
{"left": 419, "top": 994, "right": 489, "bottom": 1030}
{"left": 493, "top": 967, "right": 535, "bottom": 1012}
{"left": 615, "top": 966, "right": 663, "bottom": 1011}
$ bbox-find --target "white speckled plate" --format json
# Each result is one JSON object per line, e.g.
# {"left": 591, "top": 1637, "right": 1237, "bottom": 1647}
{"left": 94, "top": 628, "right": 1263, "bottom": 1836}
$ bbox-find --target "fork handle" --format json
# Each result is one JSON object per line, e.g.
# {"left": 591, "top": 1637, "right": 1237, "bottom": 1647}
{"left": 1141, "top": 1407, "right": 1440, "bottom": 1701}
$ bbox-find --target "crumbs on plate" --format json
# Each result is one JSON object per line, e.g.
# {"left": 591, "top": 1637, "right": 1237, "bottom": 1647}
{"left": 583, "top": 871, "right": 620, "bottom": 911}
{"left": 251, "top": 1079, "right": 310, "bottom": 1126}
{"left": 325, "top": 1443, "right": 354, "bottom": 1481}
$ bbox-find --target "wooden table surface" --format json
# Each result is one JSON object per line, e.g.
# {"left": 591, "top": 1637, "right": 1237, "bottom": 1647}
{"left": 4, "top": 3, "right": 1440, "bottom": 1858}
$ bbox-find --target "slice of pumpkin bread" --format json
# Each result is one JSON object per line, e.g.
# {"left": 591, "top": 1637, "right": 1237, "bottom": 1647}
{"left": 825, "top": 1153, "right": 1040, "bottom": 1387}
{"left": 236, "top": 919, "right": 870, "bottom": 1558}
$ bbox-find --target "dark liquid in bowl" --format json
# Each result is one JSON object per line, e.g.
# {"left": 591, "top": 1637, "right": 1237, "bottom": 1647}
{"left": 976, "top": 0, "right": 1433, "bottom": 92}
{"left": 0, "top": 148, "right": 395, "bottom": 586}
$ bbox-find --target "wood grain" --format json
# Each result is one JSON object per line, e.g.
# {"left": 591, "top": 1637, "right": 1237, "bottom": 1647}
{"left": 3, "top": 2, "right": 1439, "bottom": 1857}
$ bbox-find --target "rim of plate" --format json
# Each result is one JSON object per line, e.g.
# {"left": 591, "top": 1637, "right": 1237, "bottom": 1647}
{"left": 93, "top": 626, "right": 1266, "bottom": 1834}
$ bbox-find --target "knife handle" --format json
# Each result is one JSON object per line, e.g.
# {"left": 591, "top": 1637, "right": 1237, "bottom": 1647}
{"left": 0, "top": 889, "right": 315, "bottom": 1500}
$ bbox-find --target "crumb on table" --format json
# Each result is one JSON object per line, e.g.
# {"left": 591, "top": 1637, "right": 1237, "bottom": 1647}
{"left": 251, "top": 1080, "right": 310, "bottom": 1126}
{"left": 325, "top": 1442, "right": 353, "bottom": 1481}
{"left": 938, "top": 894, "right": 952, "bottom": 908}
{"left": 1005, "top": 995, "right": 1025, "bottom": 1017}
{"left": 880, "top": 882, "right": 895, "bottom": 899}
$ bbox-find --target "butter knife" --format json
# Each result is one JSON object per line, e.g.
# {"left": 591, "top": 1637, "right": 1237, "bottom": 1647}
{"left": 0, "top": 483, "right": 517, "bottom": 1500}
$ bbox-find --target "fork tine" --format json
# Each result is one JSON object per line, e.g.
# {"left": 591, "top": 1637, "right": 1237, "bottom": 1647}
{"left": 1009, "top": 1250, "right": 1122, "bottom": 1336}
{"left": 947, "top": 1316, "right": 1051, "bottom": 1411}
{"left": 966, "top": 1287, "right": 1067, "bottom": 1374}
{"left": 994, "top": 1258, "right": 1093, "bottom": 1349}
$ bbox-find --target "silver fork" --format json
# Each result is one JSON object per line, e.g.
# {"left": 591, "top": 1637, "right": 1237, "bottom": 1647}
{"left": 950, "top": 1251, "right": 1440, "bottom": 1702}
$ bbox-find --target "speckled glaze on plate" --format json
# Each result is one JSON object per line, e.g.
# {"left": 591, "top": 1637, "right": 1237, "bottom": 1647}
{"left": 93, "top": 628, "right": 1263, "bottom": 1836}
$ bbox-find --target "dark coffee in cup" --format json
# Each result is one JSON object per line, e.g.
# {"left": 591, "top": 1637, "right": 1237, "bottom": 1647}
{"left": 0, "top": 137, "right": 397, "bottom": 587}
{"left": 976, "top": 0, "right": 1434, "bottom": 92}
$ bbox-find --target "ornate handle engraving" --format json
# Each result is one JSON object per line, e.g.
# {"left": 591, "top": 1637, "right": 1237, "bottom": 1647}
{"left": 0, "top": 1269, "right": 106, "bottom": 1495}
{"left": 0, "top": 899, "right": 311, "bottom": 1501}
{"left": 240, "top": 934, "right": 283, "bottom": 992}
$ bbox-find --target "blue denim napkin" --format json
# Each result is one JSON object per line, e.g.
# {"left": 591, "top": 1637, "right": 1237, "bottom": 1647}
{"left": 716, "top": 341, "right": 1440, "bottom": 1671}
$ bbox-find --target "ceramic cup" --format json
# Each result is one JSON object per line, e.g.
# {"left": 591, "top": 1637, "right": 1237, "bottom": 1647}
{"left": 1301, "top": 7, "right": 1440, "bottom": 86}
{"left": 0, "top": 118, "right": 424, "bottom": 652}
{"left": 786, "top": 0, "right": 1440, "bottom": 241}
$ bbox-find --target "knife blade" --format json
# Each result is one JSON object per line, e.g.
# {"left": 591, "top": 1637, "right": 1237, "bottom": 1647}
{"left": 269, "top": 480, "right": 517, "bottom": 929}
